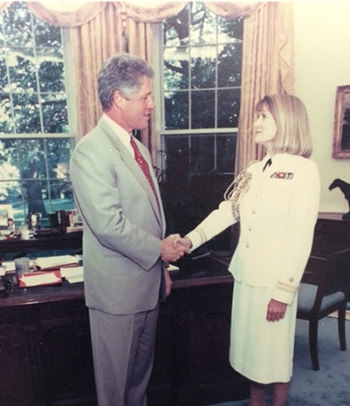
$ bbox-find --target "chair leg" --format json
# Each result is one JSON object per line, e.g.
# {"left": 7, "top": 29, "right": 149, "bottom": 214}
{"left": 337, "top": 303, "right": 347, "bottom": 351}
{"left": 309, "top": 320, "right": 319, "bottom": 371}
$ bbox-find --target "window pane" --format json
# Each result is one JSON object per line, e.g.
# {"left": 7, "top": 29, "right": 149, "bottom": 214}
{"left": 191, "top": 90, "right": 215, "bottom": 128}
{"left": 17, "top": 139, "right": 46, "bottom": 178}
{"left": 165, "top": 91, "right": 189, "bottom": 130}
{"left": 190, "top": 134, "right": 214, "bottom": 173}
{"left": 48, "top": 179, "right": 74, "bottom": 212}
{"left": 164, "top": 47, "right": 189, "bottom": 90}
{"left": 217, "top": 16, "right": 243, "bottom": 43}
{"left": 3, "top": 2, "right": 34, "bottom": 47}
{"left": 0, "top": 139, "right": 20, "bottom": 179}
{"left": 12, "top": 93, "right": 41, "bottom": 133}
{"left": 0, "top": 179, "right": 21, "bottom": 206}
{"left": 216, "top": 134, "right": 236, "bottom": 172}
{"left": 0, "top": 93, "right": 14, "bottom": 133}
{"left": 190, "top": 3, "right": 216, "bottom": 45}
{"left": 34, "top": 17, "right": 62, "bottom": 46}
{"left": 0, "top": 180, "right": 24, "bottom": 223}
{"left": 191, "top": 46, "right": 216, "bottom": 89}
{"left": 218, "top": 43, "right": 242, "bottom": 87}
{"left": 9, "top": 48, "right": 37, "bottom": 92}
{"left": 46, "top": 138, "right": 73, "bottom": 178}
{"left": 163, "top": 135, "right": 189, "bottom": 176}
{"left": 164, "top": 5, "right": 189, "bottom": 47}
{"left": 217, "top": 88, "right": 241, "bottom": 128}
{"left": 23, "top": 179, "right": 48, "bottom": 217}
{"left": 42, "top": 93, "right": 69, "bottom": 133}
{"left": 0, "top": 57, "right": 8, "bottom": 89}
{"left": 0, "top": 15, "right": 3, "bottom": 47}
{"left": 38, "top": 48, "right": 65, "bottom": 92}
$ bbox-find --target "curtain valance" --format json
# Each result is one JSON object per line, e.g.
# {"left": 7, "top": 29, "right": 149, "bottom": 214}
{"left": 0, "top": 1, "right": 264, "bottom": 26}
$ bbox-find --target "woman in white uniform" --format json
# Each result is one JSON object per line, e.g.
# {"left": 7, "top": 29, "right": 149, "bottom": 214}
{"left": 175, "top": 94, "right": 320, "bottom": 406}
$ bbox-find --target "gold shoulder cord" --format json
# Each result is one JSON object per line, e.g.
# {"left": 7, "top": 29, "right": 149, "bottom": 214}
{"left": 223, "top": 161, "right": 257, "bottom": 221}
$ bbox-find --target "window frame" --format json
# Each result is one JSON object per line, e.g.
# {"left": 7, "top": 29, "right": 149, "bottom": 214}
{"left": 152, "top": 9, "right": 241, "bottom": 176}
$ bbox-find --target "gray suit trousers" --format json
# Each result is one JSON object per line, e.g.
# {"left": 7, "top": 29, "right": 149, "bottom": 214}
{"left": 89, "top": 305, "right": 160, "bottom": 406}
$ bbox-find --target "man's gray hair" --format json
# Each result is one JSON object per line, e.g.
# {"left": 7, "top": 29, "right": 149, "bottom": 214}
{"left": 97, "top": 53, "right": 154, "bottom": 111}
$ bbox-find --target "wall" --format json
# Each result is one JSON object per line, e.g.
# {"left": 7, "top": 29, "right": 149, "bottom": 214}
{"left": 294, "top": 1, "right": 350, "bottom": 215}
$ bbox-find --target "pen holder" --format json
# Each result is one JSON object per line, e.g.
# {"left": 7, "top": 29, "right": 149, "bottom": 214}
{"left": 15, "top": 257, "right": 30, "bottom": 275}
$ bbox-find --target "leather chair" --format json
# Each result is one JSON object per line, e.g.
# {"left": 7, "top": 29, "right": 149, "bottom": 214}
{"left": 297, "top": 249, "right": 350, "bottom": 370}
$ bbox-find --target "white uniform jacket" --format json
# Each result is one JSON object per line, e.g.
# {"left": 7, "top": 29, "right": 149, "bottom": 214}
{"left": 187, "top": 153, "right": 320, "bottom": 305}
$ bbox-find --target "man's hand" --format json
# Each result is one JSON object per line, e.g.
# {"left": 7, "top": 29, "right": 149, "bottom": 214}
{"left": 161, "top": 234, "right": 190, "bottom": 262}
{"left": 266, "top": 299, "right": 287, "bottom": 322}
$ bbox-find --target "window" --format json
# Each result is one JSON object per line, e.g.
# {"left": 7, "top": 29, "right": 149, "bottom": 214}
{"left": 154, "top": 3, "right": 243, "bottom": 250}
{"left": 0, "top": 1, "right": 75, "bottom": 228}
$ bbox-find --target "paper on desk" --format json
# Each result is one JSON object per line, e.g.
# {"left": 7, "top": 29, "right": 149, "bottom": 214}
{"left": 60, "top": 266, "right": 84, "bottom": 283}
{"left": 18, "top": 271, "right": 61, "bottom": 287}
{"left": 2, "top": 261, "right": 16, "bottom": 272}
{"left": 35, "top": 255, "right": 79, "bottom": 270}
{"left": 167, "top": 264, "right": 179, "bottom": 272}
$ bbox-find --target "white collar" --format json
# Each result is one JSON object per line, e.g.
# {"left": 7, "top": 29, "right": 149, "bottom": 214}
{"left": 102, "top": 114, "right": 134, "bottom": 156}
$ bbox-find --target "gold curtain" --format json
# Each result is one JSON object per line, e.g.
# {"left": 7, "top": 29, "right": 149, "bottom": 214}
{"left": 236, "top": 2, "right": 294, "bottom": 172}
{"left": 71, "top": 3, "right": 124, "bottom": 139}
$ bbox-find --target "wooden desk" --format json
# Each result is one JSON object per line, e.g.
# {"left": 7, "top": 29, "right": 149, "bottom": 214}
{"left": 0, "top": 255, "right": 249, "bottom": 406}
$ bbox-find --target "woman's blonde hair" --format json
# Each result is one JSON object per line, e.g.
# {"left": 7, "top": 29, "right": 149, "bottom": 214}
{"left": 255, "top": 94, "right": 312, "bottom": 157}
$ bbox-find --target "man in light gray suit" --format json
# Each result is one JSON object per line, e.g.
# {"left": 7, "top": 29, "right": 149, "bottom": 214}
{"left": 69, "top": 53, "right": 189, "bottom": 406}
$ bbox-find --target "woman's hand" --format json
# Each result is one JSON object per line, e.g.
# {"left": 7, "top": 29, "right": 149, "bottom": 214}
{"left": 171, "top": 234, "right": 192, "bottom": 249}
{"left": 266, "top": 299, "right": 287, "bottom": 322}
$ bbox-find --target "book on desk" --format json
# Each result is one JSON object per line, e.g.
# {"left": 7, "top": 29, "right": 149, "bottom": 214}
{"left": 14, "top": 255, "right": 84, "bottom": 287}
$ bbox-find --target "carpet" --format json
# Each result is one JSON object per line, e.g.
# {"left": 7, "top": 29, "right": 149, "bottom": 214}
{"left": 208, "top": 317, "right": 350, "bottom": 406}
{"left": 328, "top": 309, "right": 350, "bottom": 320}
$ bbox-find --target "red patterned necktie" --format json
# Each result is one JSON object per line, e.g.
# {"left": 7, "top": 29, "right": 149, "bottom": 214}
{"left": 130, "top": 136, "right": 160, "bottom": 210}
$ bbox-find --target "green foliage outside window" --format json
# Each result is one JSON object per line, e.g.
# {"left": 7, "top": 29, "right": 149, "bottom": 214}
{"left": 0, "top": 1, "right": 74, "bottom": 228}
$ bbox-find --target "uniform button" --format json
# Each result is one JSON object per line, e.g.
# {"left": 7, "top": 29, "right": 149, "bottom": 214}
{"left": 248, "top": 226, "right": 252, "bottom": 231}
{"left": 246, "top": 242, "right": 250, "bottom": 248}
{"left": 251, "top": 209, "right": 255, "bottom": 214}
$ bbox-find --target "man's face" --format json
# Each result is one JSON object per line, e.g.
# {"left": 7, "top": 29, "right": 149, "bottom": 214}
{"left": 116, "top": 76, "right": 155, "bottom": 133}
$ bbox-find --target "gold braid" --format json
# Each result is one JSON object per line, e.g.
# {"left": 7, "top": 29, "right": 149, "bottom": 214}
{"left": 223, "top": 161, "right": 257, "bottom": 221}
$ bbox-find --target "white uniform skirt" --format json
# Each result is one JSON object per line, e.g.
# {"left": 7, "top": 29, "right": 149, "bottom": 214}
{"left": 229, "top": 280, "right": 297, "bottom": 384}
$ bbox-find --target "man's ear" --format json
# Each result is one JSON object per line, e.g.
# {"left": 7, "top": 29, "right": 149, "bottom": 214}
{"left": 113, "top": 91, "right": 126, "bottom": 108}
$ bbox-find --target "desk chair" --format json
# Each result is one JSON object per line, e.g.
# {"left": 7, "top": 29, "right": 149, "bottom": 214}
{"left": 297, "top": 250, "right": 350, "bottom": 371}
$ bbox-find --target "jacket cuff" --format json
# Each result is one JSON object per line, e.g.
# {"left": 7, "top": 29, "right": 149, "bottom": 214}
{"left": 272, "top": 281, "right": 298, "bottom": 305}
{"left": 186, "top": 227, "right": 208, "bottom": 251}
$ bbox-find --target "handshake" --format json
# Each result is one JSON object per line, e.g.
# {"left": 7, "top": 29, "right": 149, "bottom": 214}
{"left": 161, "top": 234, "right": 192, "bottom": 263}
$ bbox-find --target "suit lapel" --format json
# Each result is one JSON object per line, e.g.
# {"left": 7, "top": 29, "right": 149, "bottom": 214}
{"left": 98, "top": 119, "right": 165, "bottom": 229}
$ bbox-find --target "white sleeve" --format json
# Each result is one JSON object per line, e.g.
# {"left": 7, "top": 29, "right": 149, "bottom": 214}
{"left": 186, "top": 200, "right": 237, "bottom": 251}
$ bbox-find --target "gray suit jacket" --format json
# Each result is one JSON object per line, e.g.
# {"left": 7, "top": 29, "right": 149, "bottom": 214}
{"left": 70, "top": 118, "right": 166, "bottom": 315}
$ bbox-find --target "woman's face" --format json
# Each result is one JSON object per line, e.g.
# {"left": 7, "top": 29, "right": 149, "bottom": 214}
{"left": 253, "top": 106, "right": 277, "bottom": 153}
